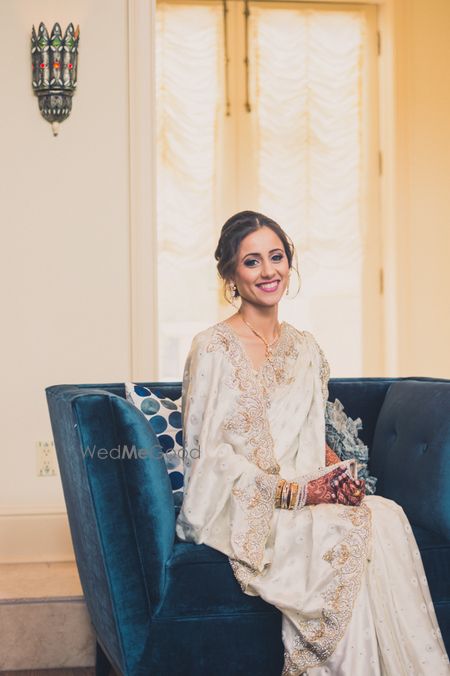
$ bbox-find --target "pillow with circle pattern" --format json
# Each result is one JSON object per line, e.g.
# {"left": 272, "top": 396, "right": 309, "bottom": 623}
{"left": 124, "top": 383, "right": 184, "bottom": 507}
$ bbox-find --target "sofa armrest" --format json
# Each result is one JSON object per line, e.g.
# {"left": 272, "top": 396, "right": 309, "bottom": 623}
{"left": 371, "top": 381, "right": 450, "bottom": 540}
{"left": 46, "top": 386, "right": 176, "bottom": 674}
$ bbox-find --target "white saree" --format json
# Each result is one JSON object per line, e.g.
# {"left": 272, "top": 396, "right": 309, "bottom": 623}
{"left": 175, "top": 320, "right": 450, "bottom": 675}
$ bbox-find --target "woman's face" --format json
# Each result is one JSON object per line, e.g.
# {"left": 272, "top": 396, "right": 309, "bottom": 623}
{"left": 232, "top": 226, "right": 290, "bottom": 308}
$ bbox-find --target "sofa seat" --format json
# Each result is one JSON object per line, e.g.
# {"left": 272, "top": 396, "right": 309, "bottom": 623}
{"left": 150, "top": 543, "right": 284, "bottom": 676}
{"left": 155, "top": 542, "right": 276, "bottom": 620}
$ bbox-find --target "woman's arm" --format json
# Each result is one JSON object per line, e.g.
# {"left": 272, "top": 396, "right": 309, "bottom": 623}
{"left": 275, "top": 468, "right": 365, "bottom": 509}
{"left": 177, "top": 331, "right": 280, "bottom": 575}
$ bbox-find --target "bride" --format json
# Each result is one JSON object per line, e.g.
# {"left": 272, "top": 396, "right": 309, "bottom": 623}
{"left": 175, "top": 210, "right": 449, "bottom": 675}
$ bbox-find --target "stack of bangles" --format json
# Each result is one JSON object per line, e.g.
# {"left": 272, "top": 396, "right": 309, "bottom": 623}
{"left": 275, "top": 478, "right": 308, "bottom": 510}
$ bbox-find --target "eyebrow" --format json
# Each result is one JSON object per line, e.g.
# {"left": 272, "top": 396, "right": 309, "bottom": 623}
{"left": 241, "top": 248, "right": 283, "bottom": 261}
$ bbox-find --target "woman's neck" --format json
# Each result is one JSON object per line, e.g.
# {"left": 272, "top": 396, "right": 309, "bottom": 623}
{"left": 236, "top": 303, "right": 280, "bottom": 340}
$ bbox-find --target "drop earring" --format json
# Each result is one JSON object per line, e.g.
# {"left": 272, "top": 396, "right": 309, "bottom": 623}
{"left": 229, "top": 282, "right": 240, "bottom": 309}
{"left": 232, "top": 283, "right": 240, "bottom": 309}
{"left": 226, "top": 281, "right": 239, "bottom": 308}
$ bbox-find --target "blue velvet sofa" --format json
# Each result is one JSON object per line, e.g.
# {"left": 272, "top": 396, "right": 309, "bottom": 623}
{"left": 45, "top": 377, "right": 450, "bottom": 676}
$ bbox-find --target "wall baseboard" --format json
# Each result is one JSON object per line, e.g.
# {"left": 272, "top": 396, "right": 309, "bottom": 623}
{"left": 0, "top": 511, "right": 75, "bottom": 563}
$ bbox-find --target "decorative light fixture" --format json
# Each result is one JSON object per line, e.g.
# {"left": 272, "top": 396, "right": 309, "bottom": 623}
{"left": 31, "top": 22, "right": 80, "bottom": 136}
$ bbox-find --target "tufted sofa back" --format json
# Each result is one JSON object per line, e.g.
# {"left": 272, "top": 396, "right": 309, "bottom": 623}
{"left": 371, "top": 380, "right": 450, "bottom": 540}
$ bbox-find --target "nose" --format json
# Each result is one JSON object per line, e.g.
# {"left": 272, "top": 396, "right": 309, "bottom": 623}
{"left": 260, "top": 257, "right": 277, "bottom": 278}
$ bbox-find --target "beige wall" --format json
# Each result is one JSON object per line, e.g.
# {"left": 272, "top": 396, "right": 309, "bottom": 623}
{"left": 393, "top": 0, "right": 450, "bottom": 377}
{"left": 0, "top": 0, "right": 131, "bottom": 559}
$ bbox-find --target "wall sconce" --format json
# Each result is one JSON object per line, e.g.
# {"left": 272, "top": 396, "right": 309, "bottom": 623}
{"left": 31, "top": 22, "right": 80, "bottom": 136}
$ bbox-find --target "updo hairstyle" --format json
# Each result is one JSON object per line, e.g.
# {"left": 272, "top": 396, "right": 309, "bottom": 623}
{"left": 214, "top": 210, "right": 299, "bottom": 302}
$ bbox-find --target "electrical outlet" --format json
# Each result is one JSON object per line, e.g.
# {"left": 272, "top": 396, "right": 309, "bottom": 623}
{"left": 36, "top": 440, "right": 58, "bottom": 476}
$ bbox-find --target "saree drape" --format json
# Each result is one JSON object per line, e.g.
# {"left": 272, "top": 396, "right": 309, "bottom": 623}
{"left": 176, "top": 321, "right": 449, "bottom": 675}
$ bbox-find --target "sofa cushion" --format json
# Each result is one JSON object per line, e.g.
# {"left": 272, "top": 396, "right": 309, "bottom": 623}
{"left": 371, "top": 381, "right": 450, "bottom": 540}
{"left": 125, "top": 382, "right": 184, "bottom": 506}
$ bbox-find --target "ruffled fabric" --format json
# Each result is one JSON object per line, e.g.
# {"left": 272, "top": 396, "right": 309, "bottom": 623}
{"left": 325, "top": 398, "right": 377, "bottom": 494}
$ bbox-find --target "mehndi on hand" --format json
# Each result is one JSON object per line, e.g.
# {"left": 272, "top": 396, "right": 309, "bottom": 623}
{"left": 306, "top": 467, "right": 365, "bottom": 506}
{"left": 275, "top": 467, "right": 366, "bottom": 510}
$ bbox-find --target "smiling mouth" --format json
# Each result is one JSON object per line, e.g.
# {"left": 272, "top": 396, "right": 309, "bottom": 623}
{"left": 256, "top": 280, "right": 281, "bottom": 292}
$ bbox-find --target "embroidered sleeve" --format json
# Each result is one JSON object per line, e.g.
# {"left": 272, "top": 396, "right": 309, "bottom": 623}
{"left": 176, "top": 330, "right": 279, "bottom": 582}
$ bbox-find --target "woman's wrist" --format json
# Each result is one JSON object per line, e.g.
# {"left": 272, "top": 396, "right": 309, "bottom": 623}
{"left": 274, "top": 478, "right": 286, "bottom": 508}
{"left": 275, "top": 479, "right": 308, "bottom": 510}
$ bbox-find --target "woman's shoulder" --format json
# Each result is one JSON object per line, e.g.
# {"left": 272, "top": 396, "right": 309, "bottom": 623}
{"left": 284, "top": 322, "right": 328, "bottom": 362}
{"left": 284, "top": 323, "right": 330, "bottom": 389}
{"left": 188, "top": 321, "right": 230, "bottom": 355}
{"left": 191, "top": 320, "right": 226, "bottom": 340}
{"left": 283, "top": 322, "right": 318, "bottom": 347}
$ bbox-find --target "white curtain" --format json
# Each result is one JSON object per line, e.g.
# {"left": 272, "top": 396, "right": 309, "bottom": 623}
{"left": 156, "top": 2, "right": 223, "bottom": 379}
{"left": 249, "top": 7, "right": 365, "bottom": 375}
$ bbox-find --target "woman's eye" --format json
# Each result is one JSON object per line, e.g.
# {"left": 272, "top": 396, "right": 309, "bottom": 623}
{"left": 243, "top": 254, "right": 283, "bottom": 267}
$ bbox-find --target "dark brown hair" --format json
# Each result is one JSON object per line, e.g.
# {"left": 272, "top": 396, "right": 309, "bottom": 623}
{"left": 214, "top": 210, "right": 298, "bottom": 299}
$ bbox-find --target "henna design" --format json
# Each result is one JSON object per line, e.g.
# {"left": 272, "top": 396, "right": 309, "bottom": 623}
{"left": 306, "top": 467, "right": 366, "bottom": 506}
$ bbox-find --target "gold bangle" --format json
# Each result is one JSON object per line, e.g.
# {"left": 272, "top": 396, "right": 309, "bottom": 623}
{"left": 281, "top": 481, "right": 291, "bottom": 509}
{"left": 288, "top": 482, "right": 299, "bottom": 509}
{"left": 275, "top": 479, "right": 286, "bottom": 508}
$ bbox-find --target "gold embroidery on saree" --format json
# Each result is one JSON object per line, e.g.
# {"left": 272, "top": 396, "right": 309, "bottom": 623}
{"left": 281, "top": 503, "right": 372, "bottom": 675}
{"left": 230, "top": 472, "right": 279, "bottom": 580}
{"left": 204, "top": 323, "right": 298, "bottom": 581}
{"left": 206, "top": 322, "right": 290, "bottom": 474}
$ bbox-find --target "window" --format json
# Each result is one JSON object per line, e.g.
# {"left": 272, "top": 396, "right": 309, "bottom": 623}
{"left": 156, "top": 1, "right": 381, "bottom": 379}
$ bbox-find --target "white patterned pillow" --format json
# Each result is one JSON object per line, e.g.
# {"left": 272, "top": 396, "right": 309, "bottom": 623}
{"left": 125, "top": 383, "right": 184, "bottom": 507}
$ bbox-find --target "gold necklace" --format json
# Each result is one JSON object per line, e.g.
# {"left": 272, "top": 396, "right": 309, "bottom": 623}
{"left": 238, "top": 311, "right": 282, "bottom": 361}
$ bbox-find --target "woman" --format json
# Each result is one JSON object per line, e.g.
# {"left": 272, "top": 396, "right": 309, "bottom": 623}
{"left": 175, "top": 211, "right": 449, "bottom": 675}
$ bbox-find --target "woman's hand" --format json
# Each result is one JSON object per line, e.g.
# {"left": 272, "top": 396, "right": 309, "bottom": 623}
{"left": 306, "top": 467, "right": 366, "bottom": 506}
{"left": 336, "top": 475, "right": 366, "bottom": 506}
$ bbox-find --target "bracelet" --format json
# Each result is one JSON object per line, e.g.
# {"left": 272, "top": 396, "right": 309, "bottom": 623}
{"left": 275, "top": 479, "right": 286, "bottom": 509}
{"left": 281, "top": 481, "right": 291, "bottom": 509}
{"left": 288, "top": 482, "right": 299, "bottom": 509}
{"left": 296, "top": 483, "right": 308, "bottom": 510}
{"left": 275, "top": 479, "right": 308, "bottom": 510}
